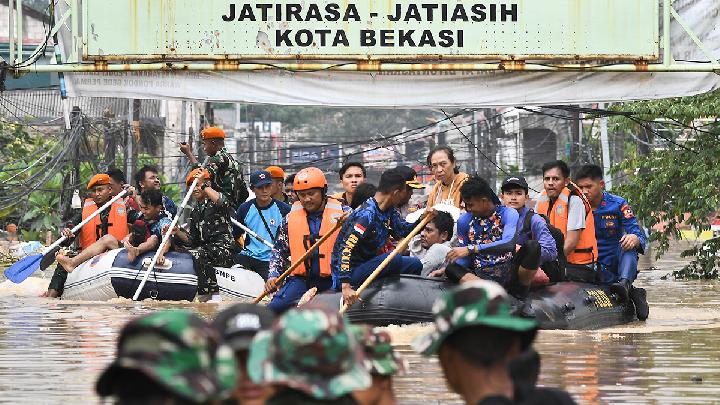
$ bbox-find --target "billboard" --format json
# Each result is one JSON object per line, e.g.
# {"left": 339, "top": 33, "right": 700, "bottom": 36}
{"left": 82, "top": 0, "right": 659, "bottom": 61}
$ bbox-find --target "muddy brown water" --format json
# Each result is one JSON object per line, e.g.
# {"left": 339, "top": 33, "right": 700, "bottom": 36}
{"left": 1, "top": 243, "right": 719, "bottom": 404}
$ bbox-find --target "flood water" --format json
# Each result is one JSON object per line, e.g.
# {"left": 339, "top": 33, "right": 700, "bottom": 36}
{"left": 1, "top": 242, "right": 720, "bottom": 404}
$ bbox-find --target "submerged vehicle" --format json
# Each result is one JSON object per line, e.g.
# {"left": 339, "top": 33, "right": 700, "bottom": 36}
{"left": 313, "top": 275, "right": 637, "bottom": 330}
{"left": 62, "top": 248, "right": 264, "bottom": 301}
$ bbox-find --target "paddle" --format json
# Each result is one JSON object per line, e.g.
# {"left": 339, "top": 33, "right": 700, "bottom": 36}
{"left": 4, "top": 189, "right": 129, "bottom": 283}
{"left": 339, "top": 211, "right": 436, "bottom": 314}
{"left": 253, "top": 219, "right": 344, "bottom": 304}
{"left": 132, "top": 158, "right": 210, "bottom": 301}
{"left": 231, "top": 217, "right": 274, "bottom": 249}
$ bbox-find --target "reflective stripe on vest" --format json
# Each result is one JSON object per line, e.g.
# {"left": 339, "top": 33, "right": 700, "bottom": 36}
{"left": 535, "top": 186, "right": 598, "bottom": 265}
{"left": 287, "top": 199, "right": 344, "bottom": 277}
{"left": 79, "top": 198, "right": 129, "bottom": 250}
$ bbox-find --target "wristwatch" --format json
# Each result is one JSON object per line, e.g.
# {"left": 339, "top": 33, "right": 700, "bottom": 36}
{"left": 201, "top": 182, "right": 210, "bottom": 190}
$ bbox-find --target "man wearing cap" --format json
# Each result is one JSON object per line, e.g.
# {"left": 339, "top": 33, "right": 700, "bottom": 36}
{"left": 233, "top": 170, "right": 291, "bottom": 281}
{"left": 180, "top": 126, "right": 248, "bottom": 209}
{"left": 351, "top": 326, "right": 406, "bottom": 405}
{"left": 441, "top": 175, "right": 520, "bottom": 288}
{"left": 213, "top": 304, "right": 276, "bottom": 405}
{"left": 247, "top": 303, "right": 371, "bottom": 404}
{"left": 171, "top": 168, "right": 235, "bottom": 302}
{"left": 265, "top": 165, "right": 291, "bottom": 204}
{"left": 414, "top": 280, "right": 576, "bottom": 405}
{"left": 96, "top": 310, "right": 237, "bottom": 404}
{"left": 44, "top": 174, "right": 130, "bottom": 297}
{"left": 265, "top": 167, "right": 349, "bottom": 313}
{"left": 332, "top": 167, "right": 425, "bottom": 307}
{"left": 500, "top": 176, "right": 559, "bottom": 317}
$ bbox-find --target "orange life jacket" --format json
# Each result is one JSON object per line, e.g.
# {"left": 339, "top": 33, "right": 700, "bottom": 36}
{"left": 287, "top": 198, "right": 344, "bottom": 277}
{"left": 79, "top": 198, "right": 129, "bottom": 250}
{"left": 535, "top": 184, "right": 598, "bottom": 265}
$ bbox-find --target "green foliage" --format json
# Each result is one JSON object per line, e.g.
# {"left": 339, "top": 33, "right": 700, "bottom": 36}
{"left": 611, "top": 89, "right": 720, "bottom": 279}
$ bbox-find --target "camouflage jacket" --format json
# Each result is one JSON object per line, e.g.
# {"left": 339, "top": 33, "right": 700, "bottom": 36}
{"left": 193, "top": 148, "right": 246, "bottom": 209}
{"left": 186, "top": 194, "right": 234, "bottom": 249}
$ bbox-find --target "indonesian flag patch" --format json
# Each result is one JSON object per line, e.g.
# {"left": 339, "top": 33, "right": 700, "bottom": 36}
{"left": 354, "top": 224, "right": 366, "bottom": 235}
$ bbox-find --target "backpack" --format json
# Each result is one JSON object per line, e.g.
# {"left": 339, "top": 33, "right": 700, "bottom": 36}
{"left": 522, "top": 209, "right": 566, "bottom": 282}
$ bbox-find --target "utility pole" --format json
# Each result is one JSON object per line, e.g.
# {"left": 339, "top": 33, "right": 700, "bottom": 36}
{"left": 569, "top": 106, "right": 581, "bottom": 172}
{"left": 102, "top": 108, "right": 116, "bottom": 167}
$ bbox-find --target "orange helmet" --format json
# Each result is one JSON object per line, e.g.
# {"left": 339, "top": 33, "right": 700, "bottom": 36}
{"left": 294, "top": 167, "right": 327, "bottom": 191}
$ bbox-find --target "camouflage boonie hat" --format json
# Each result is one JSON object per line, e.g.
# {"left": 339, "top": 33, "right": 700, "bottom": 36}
{"left": 414, "top": 280, "right": 538, "bottom": 356}
{"left": 351, "top": 325, "right": 407, "bottom": 376}
{"left": 96, "top": 310, "right": 237, "bottom": 403}
{"left": 247, "top": 304, "right": 371, "bottom": 400}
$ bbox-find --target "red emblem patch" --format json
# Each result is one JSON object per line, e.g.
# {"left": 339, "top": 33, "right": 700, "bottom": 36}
{"left": 621, "top": 204, "right": 634, "bottom": 219}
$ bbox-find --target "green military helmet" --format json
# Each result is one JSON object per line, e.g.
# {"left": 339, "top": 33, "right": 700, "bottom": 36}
{"left": 96, "top": 310, "right": 237, "bottom": 403}
{"left": 248, "top": 303, "right": 371, "bottom": 400}
{"left": 351, "top": 325, "right": 407, "bottom": 376}
{"left": 414, "top": 280, "right": 538, "bottom": 356}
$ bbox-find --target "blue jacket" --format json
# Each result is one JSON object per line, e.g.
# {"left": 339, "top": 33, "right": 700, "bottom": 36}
{"left": 331, "top": 197, "right": 416, "bottom": 285}
{"left": 456, "top": 205, "right": 518, "bottom": 269}
{"left": 593, "top": 192, "right": 646, "bottom": 267}
{"left": 234, "top": 198, "right": 291, "bottom": 262}
{"left": 516, "top": 206, "right": 558, "bottom": 265}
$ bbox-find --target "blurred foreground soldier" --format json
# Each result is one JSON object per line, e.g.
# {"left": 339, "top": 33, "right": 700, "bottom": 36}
{"left": 213, "top": 304, "right": 276, "bottom": 405}
{"left": 181, "top": 126, "right": 248, "bottom": 208}
{"left": 95, "top": 310, "right": 237, "bottom": 405}
{"left": 351, "top": 326, "right": 406, "bottom": 405}
{"left": 247, "top": 304, "right": 371, "bottom": 404}
{"left": 171, "top": 168, "right": 234, "bottom": 302}
{"left": 414, "top": 281, "right": 576, "bottom": 405}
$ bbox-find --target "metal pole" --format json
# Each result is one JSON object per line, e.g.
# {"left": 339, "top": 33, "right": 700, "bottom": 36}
{"left": 599, "top": 103, "right": 612, "bottom": 190}
{"left": 16, "top": 0, "right": 23, "bottom": 63}
{"left": 126, "top": 99, "right": 133, "bottom": 178}
{"left": 9, "top": 0, "right": 15, "bottom": 65}
{"left": 663, "top": 0, "right": 672, "bottom": 66}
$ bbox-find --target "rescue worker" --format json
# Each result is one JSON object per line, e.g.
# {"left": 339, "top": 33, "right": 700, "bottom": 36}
{"left": 333, "top": 167, "right": 425, "bottom": 307}
{"left": 96, "top": 310, "right": 237, "bottom": 404}
{"left": 265, "top": 167, "right": 348, "bottom": 313}
{"left": 575, "top": 164, "right": 649, "bottom": 320}
{"left": 122, "top": 189, "right": 173, "bottom": 264}
{"left": 265, "top": 165, "right": 290, "bottom": 204}
{"left": 213, "top": 304, "right": 276, "bottom": 405}
{"left": 441, "top": 175, "right": 520, "bottom": 288}
{"left": 332, "top": 162, "right": 367, "bottom": 207}
{"left": 535, "top": 160, "right": 598, "bottom": 282}
{"left": 411, "top": 211, "right": 454, "bottom": 277}
{"left": 350, "top": 183, "right": 378, "bottom": 210}
{"left": 500, "top": 176, "right": 559, "bottom": 317}
{"left": 351, "top": 326, "right": 406, "bottom": 405}
{"left": 233, "top": 170, "right": 291, "bottom": 281}
{"left": 247, "top": 303, "right": 371, "bottom": 404}
{"left": 47, "top": 174, "right": 130, "bottom": 294}
{"left": 426, "top": 145, "right": 469, "bottom": 209}
{"left": 133, "top": 164, "right": 178, "bottom": 218}
{"left": 171, "top": 168, "right": 235, "bottom": 302}
{"left": 180, "top": 126, "right": 248, "bottom": 209}
{"left": 106, "top": 167, "right": 140, "bottom": 222}
{"left": 414, "top": 281, "right": 576, "bottom": 405}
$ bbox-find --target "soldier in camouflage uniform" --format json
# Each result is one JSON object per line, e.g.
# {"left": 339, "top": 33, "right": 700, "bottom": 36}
{"left": 172, "top": 168, "right": 235, "bottom": 301}
{"left": 180, "top": 126, "right": 248, "bottom": 209}
{"left": 95, "top": 309, "right": 237, "bottom": 404}
{"left": 351, "top": 325, "right": 407, "bottom": 405}
{"left": 413, "top": 281, "right": 576, "bottom": 405}
{"left": 247, "top": 303, "right": 371, "bottom": 404}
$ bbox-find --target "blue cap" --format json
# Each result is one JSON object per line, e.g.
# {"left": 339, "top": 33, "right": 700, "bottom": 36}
{"left": 250, "top": 170, "right": 273, "bottom": 188}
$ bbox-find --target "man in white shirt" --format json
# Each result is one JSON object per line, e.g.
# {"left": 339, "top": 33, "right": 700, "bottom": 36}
{"left": 409, "top": 210, "right": 455, "bottom": 277}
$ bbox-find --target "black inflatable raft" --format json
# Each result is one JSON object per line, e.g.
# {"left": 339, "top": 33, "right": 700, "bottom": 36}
{"left": 314, "top": 275, "right": 636, "bottom": 330}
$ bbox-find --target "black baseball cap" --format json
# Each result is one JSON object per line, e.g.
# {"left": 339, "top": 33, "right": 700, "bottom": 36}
{"left": 212, "top": 304, "right": 276, "bottom": 351}
{"left": 501, "top": 176, "right": 529, "bottom": 192}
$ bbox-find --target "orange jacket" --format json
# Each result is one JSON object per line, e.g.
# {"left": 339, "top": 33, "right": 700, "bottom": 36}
{"left": 288, "top": 198, "right": 344, "bottom": 277}
{"left": 535, "top": 184, "right": 598, "bottom": 265}
{"left": 78, "top": 198, "right": 129, "bottom": 250}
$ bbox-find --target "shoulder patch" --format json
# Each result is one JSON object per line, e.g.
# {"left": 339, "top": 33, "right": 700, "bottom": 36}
{"left": 621, "top": 204, "right": 634, "bottom": 219}
{"left": 116, "top": 207, "right": 126, "bottom": 216}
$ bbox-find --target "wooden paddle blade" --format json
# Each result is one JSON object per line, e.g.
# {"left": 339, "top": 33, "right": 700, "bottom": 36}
{"left": 39, "top": 245, "right": 62, "bottom": 271}
{"left": 3, "top": 254, "right": 42, "bottom": 283}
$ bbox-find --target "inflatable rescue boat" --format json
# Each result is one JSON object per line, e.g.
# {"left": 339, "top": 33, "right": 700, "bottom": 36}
{"left": 313, "top": 275, "right": 637, "bottom": 330}
{"left": 62, "top": 248, "right": 264, "bottom": 301}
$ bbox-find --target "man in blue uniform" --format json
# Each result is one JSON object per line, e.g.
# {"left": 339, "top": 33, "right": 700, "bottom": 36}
{"left": 575, "top": 164, "right": 649, "bottom": 320}
{"left": 332, "top": 167, "right": 425, "bottom": 307}
{"left": 233, "top": 170, "right": 291, "bottom": 280}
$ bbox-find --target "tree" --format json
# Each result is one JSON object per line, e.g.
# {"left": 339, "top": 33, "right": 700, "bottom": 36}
{"left": 610, "top": 89, "right": 720, "bottom": 279}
